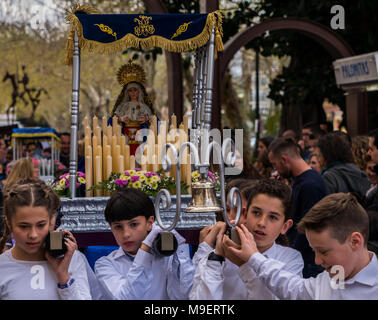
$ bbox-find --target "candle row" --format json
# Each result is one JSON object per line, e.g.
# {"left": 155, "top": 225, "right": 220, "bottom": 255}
{"left": 84, "top": 114, "right": 191, "bottom": 197}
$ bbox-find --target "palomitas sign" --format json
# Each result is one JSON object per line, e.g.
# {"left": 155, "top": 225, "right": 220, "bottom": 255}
{"left": 333, "top": 51, "right": 378, "bottom": 88}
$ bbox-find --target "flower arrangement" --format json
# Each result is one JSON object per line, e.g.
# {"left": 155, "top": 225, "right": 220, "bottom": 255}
{"left": 52, "top": 172, "right": 86, "bottom": 197}
{"left": 91, "top": 168, "right": 189, "bottom": 196}
{"left": 191, "top": 170, "right": 220, "bottom": 192}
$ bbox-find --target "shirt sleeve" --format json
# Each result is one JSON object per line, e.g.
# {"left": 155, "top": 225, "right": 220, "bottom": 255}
{"left": 192, "top": 242, "right": 213, "bottom": 266}
{"left": 240, "top": 252, "right": 315, "bottom": 300}
{"left": 189, "top": 250, "right": 224, "bottom": 300}
{"left": 95, "top": 249, "right": 155, "bottom": 300}
{"left": 58, "top": 251, "right": 92, "bottom": 300}
{"left": 238, "top": 250, "right": 304, "bottom": 300}
{"left": 167, "top": 244, "right": 195, "bottom": 300}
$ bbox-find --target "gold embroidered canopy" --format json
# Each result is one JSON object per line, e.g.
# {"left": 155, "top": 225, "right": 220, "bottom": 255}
{"left": 64, "top": 5, "right": 224, "bottom": 65}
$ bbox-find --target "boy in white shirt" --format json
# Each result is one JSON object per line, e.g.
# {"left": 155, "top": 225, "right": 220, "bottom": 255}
{"left": 190, "top": 179, "right": 304, "bottom": 300}
{"left": 223, "top": 192, "right": 378, "bottom": 300}
{"left": 95, "top": 187, "right": 195, "bottom": 300}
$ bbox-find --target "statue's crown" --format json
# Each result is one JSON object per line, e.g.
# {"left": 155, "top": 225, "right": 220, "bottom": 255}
{"left": 117, "top": 59, "right": 146, "bottom": 87}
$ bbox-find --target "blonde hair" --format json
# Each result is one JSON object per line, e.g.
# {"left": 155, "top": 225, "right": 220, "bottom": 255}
{"left": 351, "top": 135, "right": 369, "bottom": 171}
{"left": 3, "top": 158, "right": 35, "bottom": 191}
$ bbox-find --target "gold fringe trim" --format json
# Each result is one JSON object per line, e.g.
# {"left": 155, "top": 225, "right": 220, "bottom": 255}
{"left": 64, "top": 8, "right": 224, "bottom": 65}
{"left": 64, "top": 3, "right": 100, "bottom": 65}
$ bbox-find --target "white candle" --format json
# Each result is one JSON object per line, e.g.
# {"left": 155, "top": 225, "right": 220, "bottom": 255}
{"left": 85, "top": 154, "right": 93, "bottom": 197}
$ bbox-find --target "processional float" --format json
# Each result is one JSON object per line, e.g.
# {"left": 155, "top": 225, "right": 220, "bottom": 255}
{"left": 59, "top": 4, "right": 242, "bottom": 238}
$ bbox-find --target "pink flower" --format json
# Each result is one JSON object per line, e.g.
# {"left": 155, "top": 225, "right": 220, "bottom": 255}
{"left": 145, "top": 172, "right": 153, "bottom": 177}
{"left": 59, "top": 173, "right": 69, "bottom": 180}
{"left": 115, "top": 179, "right": 129, "bottom": 188}
{"left": 77, "top": 171, "right": 85, "bottom": 178}
{"left": 131, "top": 175, "right": 139, "bottom": 183}
{"left": 208, "top": 171, "right": 215, "bottom": 182}
{"left": 135, "top": 168, "right": 142, "bottom": 171}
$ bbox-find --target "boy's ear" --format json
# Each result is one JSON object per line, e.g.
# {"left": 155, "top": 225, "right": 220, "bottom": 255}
{"left": 350, "top": 232, "right": 364, "bottom": 250}
{"left": 147, "top": 216, "right": 154, "bottom": 231}
{"left": 281, "top": 219, "right": 293, "bottom": 235}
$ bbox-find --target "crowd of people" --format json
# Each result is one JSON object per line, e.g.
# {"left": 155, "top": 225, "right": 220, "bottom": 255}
{"left": 0, "top": 123, "right": 377, "bottom": 300}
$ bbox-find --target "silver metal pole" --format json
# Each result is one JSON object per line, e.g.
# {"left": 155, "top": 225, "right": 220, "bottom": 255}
{"left": 69, "top": 31, "right": 80, "bottom": 198}
{"left": 197, "top": 48, "right": 205, "bottom": 129}
{"left": 203, "top": 27, "right": 216, "bottom": 132}
{"left": 192, "top": 49, "right": 200, "bottom": 130}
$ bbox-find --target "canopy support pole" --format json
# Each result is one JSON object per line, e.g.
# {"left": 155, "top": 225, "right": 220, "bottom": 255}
{"left": 69, "top": 31, "right": 80, "bottom": 198}
{"left": 200, "top": 27, "right": 215, "bottom": 163}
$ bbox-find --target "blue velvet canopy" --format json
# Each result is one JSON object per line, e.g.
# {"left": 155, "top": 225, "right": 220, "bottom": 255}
{"left": 64, "top": 4, "right": 224, "bottom": 65}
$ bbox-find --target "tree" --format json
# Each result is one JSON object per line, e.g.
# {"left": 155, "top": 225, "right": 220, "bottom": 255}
{"left": 252, "top": 0, "right": 378, "bottom": 132}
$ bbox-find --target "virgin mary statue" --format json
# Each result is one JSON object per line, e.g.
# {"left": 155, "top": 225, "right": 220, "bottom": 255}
{"left": 109, "top": 60, "right": 154, "bottom": 155}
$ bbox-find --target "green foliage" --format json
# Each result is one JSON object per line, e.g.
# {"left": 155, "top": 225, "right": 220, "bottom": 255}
{"left": 219, "top": 0, "right": 378, "bottom": 130}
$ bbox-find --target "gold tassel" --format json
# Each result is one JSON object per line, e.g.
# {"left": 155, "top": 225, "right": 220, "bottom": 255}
{"left": 64, "top": 3, "right": 99, "bottom": 65}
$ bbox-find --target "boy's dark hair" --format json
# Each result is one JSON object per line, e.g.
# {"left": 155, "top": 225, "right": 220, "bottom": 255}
{"left": 317, "top": 132, "right": 355, "bottom": 166}
{"left": 246, "top": 179, "right": 292, "bottom": 221}
{"left": 297, "top": 193, "right": 369, "bottom": 246}
{"left": 369, "top": 128, "right": 378, "bottom": 148}
{"left": 104, "top": 188, "right": 155, "bottom": 223}
{"left": 226, "top": 178, "right": 259, "bottom": 198}
{"left": 268, "top": 137, "right": 301, "bottom": 159}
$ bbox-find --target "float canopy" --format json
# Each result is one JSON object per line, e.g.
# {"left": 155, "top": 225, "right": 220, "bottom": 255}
{"left": 64, "top": 5, "right": 224, "bottom": 65}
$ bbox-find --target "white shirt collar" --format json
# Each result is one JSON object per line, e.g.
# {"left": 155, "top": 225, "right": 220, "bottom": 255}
{"left": 261, "top": 242, "right": 277, "bottom": 258}
{"left": 345, "top": 252, "right": 378, "bottom": 286}
{"left": 113, "top": 247, "right": 136, "bottom": 261}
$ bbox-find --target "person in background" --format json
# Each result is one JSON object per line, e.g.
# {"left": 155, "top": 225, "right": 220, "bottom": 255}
{"left": 281, "top": 129, "right": 298, "bottom": 143}
{"left": 3, "top": 158, "right": 39, "bottom": 192}
{"left": 268, "top": 137, "right": 327, "bottom": 278}
{"left": 309, "top": 152, "right": 322, "bottom": 174}
{"left": 59, "top": 132, "right": 71, "bottom": 169}
{"left": 351, "top": 135, "right": 370, "bottom": 172}
{"left": 43, "top": 147, "right": 51, "bottom": 159}
{"left": 319, "top": 121, "right": 333, "bottom": 134}
{"left": 316, "top": 132, "right": 370, "bottom": 202}
{"left": 27, "top": 141, "right": 43, "bottom": 160}
{"left": 365, "top": 128, "right": 378, "bottom": 212}
{"left": 254, "top": 150, "right": 274, "bottom": 179}
{"left": 365, "top": 157, "right": 378, "bottom": 201}
{"left": 257, "top": 136, "right": 274, "bottom": 157}
{"left": 299, "top": 122, "right": 323, "bottom": 161}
